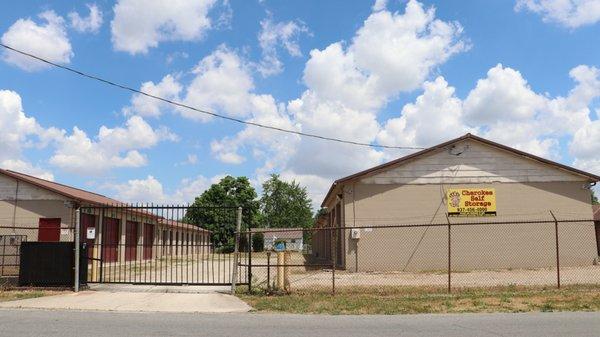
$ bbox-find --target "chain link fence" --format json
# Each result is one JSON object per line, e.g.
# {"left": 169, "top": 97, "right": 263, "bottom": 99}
{"left": 241, "top": 215, "right": 600, "bottom": 294}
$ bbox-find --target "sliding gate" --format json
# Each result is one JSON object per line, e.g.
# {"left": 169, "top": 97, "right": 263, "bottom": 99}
{"left": 81, "top": 205, "right": 249, "bottom": 285}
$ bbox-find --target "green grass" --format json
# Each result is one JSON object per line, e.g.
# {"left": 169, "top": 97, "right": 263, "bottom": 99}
{"left": 238, "top": 284, "right": 600, "bottom": 315}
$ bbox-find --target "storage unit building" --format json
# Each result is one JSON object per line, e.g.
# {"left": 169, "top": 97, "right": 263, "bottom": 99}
{"left": 0, "top": 169, "right": 209, "bottom": 277}
{"left": 314, "top": 134, "right": 599, "bottom": 272}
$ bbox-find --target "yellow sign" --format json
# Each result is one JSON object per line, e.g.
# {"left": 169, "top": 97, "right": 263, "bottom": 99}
{"left": 447, "top": 188, "right": 497, "bottom": 217}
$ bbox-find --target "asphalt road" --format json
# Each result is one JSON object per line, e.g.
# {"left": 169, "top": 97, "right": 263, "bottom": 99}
{"left": 0, "top": 309, "right": 599, "bottom": 337}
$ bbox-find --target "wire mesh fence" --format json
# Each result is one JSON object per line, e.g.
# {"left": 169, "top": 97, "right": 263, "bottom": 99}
{"left": 241, "top": 216, "right": 600, "bottom": 294}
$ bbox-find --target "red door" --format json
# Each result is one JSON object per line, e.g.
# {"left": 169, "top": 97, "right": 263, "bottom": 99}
{"left": 38, "top": 218, "right": 61, "bottom": 242}
{"left": 143, "top": 224, "right": 154, "bottom": 260}
{"left": 103, "top": 218, "right": 120, "bottom": 263}
{"left": 125, "top": 221, "right": 138, "bottom": 261}
{"left": 80, "top": 213, "right": 96, "bottom": 260}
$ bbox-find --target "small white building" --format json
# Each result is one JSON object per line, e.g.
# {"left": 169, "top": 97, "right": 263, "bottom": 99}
{"left": 259, "top": 228, "right": 304, "bottom": 252}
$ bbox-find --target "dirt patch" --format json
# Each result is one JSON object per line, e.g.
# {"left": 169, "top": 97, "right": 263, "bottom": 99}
{"left": 249, "top": 265, "right": 600, "bottom": 290}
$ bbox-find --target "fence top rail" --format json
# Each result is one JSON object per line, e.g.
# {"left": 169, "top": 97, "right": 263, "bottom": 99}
{"left": 0, "top": 226, "right": 75, "bottom": 230}
{"left": 82, "top": 204, "right": 242, "bottom": 210}
{"left": 239, "top": 218, "right": 595, "bottom": 234}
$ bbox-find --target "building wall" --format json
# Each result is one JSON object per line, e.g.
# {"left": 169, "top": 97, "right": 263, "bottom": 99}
{"left": 0, "top": 175, "right": 75, "bottom": 241}
{"left": 343, "top": 181, "right": 595, "bottom": 272}
{"left": 327, "top": 140, "right": 597, "bottom": 272}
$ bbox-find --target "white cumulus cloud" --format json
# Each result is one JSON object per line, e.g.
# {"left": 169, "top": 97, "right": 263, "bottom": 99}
{"left": 257, "top": 15, "right": 309, "bottom": 77}
{"left": 0, "top": 90, "right": 56, "bottom": 179}
{"left": 108, "top": 174, "right": 224, "bottom": 204}
{"left": 49, "top": 116, "right": 178, "bottom": 175}
{"left": 1, "top": 11, "right": 72, "bottom": 71}
{"left": 516, "top": 0, "right": 600, "bottom": 28}
{"left": 124, "top": 74, "right": 183, "bottom": 118}
{"left": 110, "top": 0, "right": 218, "bottom": 54}
{"left": 69, "top": 3, "right": 103, "bottom": 33}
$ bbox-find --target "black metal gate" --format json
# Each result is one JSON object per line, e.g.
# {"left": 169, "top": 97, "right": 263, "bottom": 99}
{"left": 82, "top": 205, "right": 249, "bottom": 286}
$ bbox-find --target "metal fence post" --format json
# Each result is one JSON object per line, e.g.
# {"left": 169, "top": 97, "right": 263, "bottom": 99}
{"left": 550, "top": 211, "right": 560, "bottom": 289}
{"left": 331, "top": 227, "right": 336, "bottom": 296}
{"left": 74, "top": 206, "right": 81, "bottom": 292}
{"left": 231, "top": 206, "right": 242, "bottom": 295}
{"left": 248, "top": 227, "right": 252, "bottom": 293}
{"left": 446, "top": 215, "right": 451, "bottom": 293}
{"left": 266, "top": 251, "right": 271, "bottom": 292}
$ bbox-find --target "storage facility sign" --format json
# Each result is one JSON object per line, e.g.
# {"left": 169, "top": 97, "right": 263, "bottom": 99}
{"left": 447, "top": 188, "right": 497, "bottom": 217}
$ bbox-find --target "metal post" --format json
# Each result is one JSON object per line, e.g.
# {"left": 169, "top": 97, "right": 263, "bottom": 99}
{"left": 446, "top": 215, "right": 451, "bottom": 293}
{"left": 231, "top": 207, "right": 242, "bottom": 295}
{"left": 266, "top": 251, "right": 271, "bottom": 292}
{"left": 550, "top": 211, "right": 560, "bottom": 289}
{"left": 248, "top": 228, "right": 252, "bottom": 293}
{"left": 74, "top": 207, "right": 81, "bottom": 292}
{"left": 331, "top": 227, "right": 336, "bottom": 296}
{"left": 99, "top": 207, "right": 105, "bottom": 282}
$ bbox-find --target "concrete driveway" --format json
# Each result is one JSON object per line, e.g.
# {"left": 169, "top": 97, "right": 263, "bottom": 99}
{"left": 0, "top": 285, "right": 251, "bottom": 313}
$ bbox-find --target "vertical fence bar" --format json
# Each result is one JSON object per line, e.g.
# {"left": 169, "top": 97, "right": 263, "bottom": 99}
{"left": 550, "top": 211, "right": 560, "bottom": 289}
{"left": 231, "top": 207, "right": 242, "bottom": 295}
{"left": 446, "top": 215, "right": 451, "bottom": 293}
{"left": 74, "top": 206, "right": 81, "bottom": 292}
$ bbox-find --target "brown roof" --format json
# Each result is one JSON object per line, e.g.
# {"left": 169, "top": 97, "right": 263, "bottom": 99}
{"left": 321, "top": 133, "right": 600, "bottom": 207}
{"left": 0, "top": 168, "right": 123, "bottom": 205}
{"left": 254, "top": 228, "right": 303, "bottom": 240}
{"left": 594, "top": 205, "right": 600, "bottom": 221}
{"left": 158, "top": 219, "right": 211, "bottom": 233}
{"left": 0, "top": 169, "right": 211, "bottom": 232}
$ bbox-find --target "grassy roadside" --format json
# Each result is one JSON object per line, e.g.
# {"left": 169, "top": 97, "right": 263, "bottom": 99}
{"left": 238, "top": 285, "right": 600, "bottom": 315}
{"left": 0, "top": 288, "right": 66, "bottom": 303}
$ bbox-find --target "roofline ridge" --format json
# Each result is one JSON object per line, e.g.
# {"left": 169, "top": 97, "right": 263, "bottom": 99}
{"left": 4, "top": 169, "right": 111, "bottom": 198}
{"left": 320, "top": 133, "right": 600, "bottom": 207}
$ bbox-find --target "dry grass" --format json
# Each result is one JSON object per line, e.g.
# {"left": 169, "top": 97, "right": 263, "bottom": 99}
{"left": 238, "top": 284, "right": 600, "bottom": 315}
{"left": 0, "top": 288, "right": 65, "bottom": 303}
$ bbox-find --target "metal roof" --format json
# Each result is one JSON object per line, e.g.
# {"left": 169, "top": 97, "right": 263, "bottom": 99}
{"left": 321, "top": 133, "right": 600, "bottom": 207}
{"left": 0, "top": 168, "right": 123, "bottom": 205}
{"left": 254, "top": 228, "right": 304, "bottom": 240}
{"left": 0, "top": 168, "right": 210, "bottom": 233}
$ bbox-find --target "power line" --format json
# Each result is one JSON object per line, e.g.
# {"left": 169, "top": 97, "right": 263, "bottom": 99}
{"left": 0, "top": 43, "right": 426, "bottom": 150}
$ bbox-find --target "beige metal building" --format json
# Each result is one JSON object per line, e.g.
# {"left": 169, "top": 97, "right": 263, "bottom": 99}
{"left": 314, "top": 134, "right": 600, "bottom": 272}
{"left": 0, "top": 169, "right": 209, "bottom": 278}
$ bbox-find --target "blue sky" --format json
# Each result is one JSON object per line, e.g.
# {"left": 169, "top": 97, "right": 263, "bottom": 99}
{"left": 1, "top": 0, "right": 600, "bottom": 208}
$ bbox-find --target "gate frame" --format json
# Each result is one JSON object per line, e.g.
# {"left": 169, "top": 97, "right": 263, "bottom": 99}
{"left": 81, "top": 204, "right": 248, "bottom": 287}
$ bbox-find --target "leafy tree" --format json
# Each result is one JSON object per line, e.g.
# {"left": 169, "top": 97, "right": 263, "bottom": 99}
{"left": 184, "top": 176, "right": 259, "bottom": 251}
{"left": 259, "top": 174, "right": 313, "bottom": 229}
{"left": 593, "top": 190, "right": 599, "bottom": 205}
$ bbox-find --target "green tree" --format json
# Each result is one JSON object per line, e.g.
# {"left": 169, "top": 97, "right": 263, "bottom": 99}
{"left": 259, "top": 174, "right": 313, "bottom": 229}
{"left": 593, "top": 190, "right": 599, "bottom": 205}
{"left": 184, "top": 176, "right": 259, "bottom": 251}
